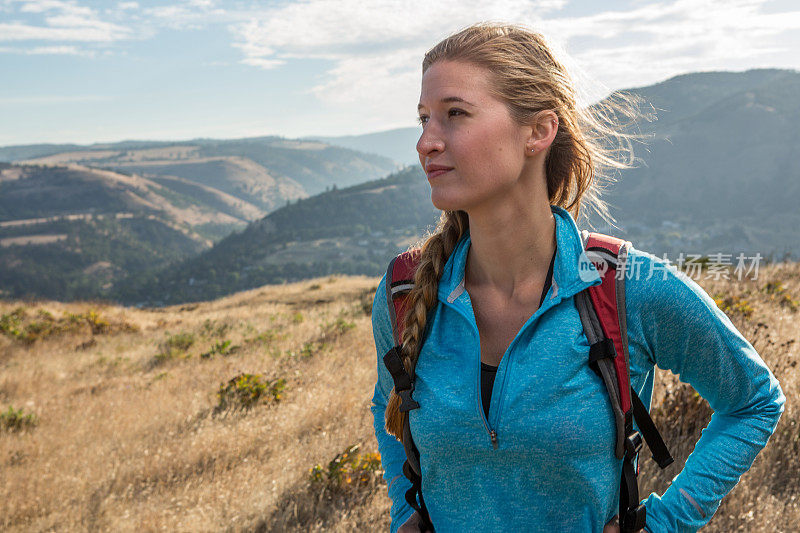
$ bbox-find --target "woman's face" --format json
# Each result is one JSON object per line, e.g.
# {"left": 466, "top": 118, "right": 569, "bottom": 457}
{"left": 416, "top": 60, "right": 532, "bottom": 213}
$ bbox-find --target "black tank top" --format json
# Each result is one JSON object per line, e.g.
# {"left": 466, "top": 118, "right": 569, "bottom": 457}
{"left": 480, "top": 245, "right": 556, "bottom": 420}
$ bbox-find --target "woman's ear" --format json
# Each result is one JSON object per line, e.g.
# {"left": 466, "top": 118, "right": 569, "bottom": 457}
{"left": 526, "top": 110, "right": 559, "bottom": 153}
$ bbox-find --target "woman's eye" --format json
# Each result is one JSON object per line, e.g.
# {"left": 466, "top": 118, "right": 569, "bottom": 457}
{"left": 417, "top": 109, "right": 465, "bottom": 126}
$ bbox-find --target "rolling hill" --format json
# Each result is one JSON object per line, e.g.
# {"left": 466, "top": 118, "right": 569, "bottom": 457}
{"left": 1, "top": 68, "right": 798, "bottom": 305}
{"left": 115, "top": 68, "right": 800, "bottom": 306}
{"left": 0, "top": 137, "right": 400, "bottom": 301}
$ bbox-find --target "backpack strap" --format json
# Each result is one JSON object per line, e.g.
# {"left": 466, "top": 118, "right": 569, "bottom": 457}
{"left": 383, "top": 251, "right": 435, "bottom": 532}
{"left": 577, "top": 230, "right": 674, "bottom": 533}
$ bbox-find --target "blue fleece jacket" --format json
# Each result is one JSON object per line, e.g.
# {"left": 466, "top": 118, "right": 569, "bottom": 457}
{"left": 370, "top": 205, "right": 785, "bottom": 533}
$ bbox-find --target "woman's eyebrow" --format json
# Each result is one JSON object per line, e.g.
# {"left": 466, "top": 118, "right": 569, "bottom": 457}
{"left": 417, "top": 96, "right": 476, "bottom": 111}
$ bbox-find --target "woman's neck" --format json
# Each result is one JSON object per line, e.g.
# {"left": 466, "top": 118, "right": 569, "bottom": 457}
{"left": 464, "top": 200, "right": 556, "bottom": 302}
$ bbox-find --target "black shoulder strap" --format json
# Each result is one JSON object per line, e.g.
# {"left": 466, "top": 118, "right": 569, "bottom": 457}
{"left": 382, "top": 255, "right": 435, "bottom": 532}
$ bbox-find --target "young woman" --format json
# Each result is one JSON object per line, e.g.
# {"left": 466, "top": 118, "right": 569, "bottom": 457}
{"left": 370, "top": 22, "right": 785, "bottom": 533}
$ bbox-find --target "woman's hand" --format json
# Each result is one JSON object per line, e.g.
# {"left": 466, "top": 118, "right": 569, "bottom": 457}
{"left": 603, "top": 515, "right": 644, "bottom": 533}
{"left": 397, "top": 511, "right": 432, "bottom": 533}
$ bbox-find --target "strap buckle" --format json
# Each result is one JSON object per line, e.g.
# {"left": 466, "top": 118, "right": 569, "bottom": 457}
{"left": 625, "top": 431, "right": 643, "bottom": 457}
{"left": 398, "top": 387, "right": 421, "bottom": 412}
{"left": 621, "top": 503, "right": 646, "bottom": 532}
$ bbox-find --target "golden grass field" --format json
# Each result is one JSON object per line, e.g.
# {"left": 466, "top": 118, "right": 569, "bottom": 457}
{"left": 0, "top": 262, "right": 797, "bottom": 532}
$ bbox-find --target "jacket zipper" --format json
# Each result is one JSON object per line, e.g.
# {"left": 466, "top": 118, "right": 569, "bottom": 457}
{"left": 441, "top": 285, "right": 562, "bottom": 451}
{"left": 476, "top": 355, "right": 499, "bottom": 449}
{"left": 441, "top": 299, "right": 499, "bottom": 449}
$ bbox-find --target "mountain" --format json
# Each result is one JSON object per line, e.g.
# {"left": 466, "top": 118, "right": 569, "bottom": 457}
{"left": 117, "top": 68, "right": 800, "bottom": 306}
{"left": 591, "top": 68, "right": 800, "bottom": 259}
{"left": 110, "top": 165, "right": 439, "bottom": 305}
{"left": 0, "top": 136, "right": 400, "bottom": 198}
{"left": 0, "top": 162, "right": 245, "bottom": 300}
{"left": 0, "top": 136, "right": 400, "bottom": 301}
{"left": 304, "top": 128, "right": 421, "bottom": 167}
{"left": 2, "top": 68, "right": 798, "bottom": 304}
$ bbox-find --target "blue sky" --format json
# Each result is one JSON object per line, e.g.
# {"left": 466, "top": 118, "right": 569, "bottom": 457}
{"left": 1, "top": 0, "right": 799, "bottom": 146}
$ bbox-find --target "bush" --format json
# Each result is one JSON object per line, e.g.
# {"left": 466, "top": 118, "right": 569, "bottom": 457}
{"left": 309, "top": 444, "right": 382, "bottom": 490}
{"left": 1, "top": 405, "right": 39, "bottom": 432}
{"left": 1, "top": 307, "right": 135, "bottom": 343}
{"left": 201, "top": 319, "right": 231, "bottom": 337}
{"left": 150, "top": 331, "right": 195, "bottom": 367}
{"left": 214, "top": 373, "right": 285, "bottom": 414}
{"left": 359, "top": 286, "right": 377, "bottom": 315}
{"left": 762, "top": 281, "right": 799, "bottom": 311}
{"left": 200, "top": 339, "right": 240, "bottom": 359}
{"left": 713, "top": 294, "right": 754, "bottom": 319}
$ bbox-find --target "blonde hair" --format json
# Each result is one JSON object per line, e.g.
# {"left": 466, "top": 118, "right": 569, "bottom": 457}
{"left": 384, "top": 22, "right": 651, "bottom": 439}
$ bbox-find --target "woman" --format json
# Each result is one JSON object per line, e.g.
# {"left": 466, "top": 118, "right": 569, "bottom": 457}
{"left": 370, "top": 22, "right": 785, "bottom": 533}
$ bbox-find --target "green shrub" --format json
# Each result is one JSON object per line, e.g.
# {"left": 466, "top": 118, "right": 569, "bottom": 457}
{"left": 244, "top": 329, "right": 281, "bottom": 345}
{"left": 762, "top": 282, "right": 799, "bottom": 311}
{"left": 1, "top": 405, "right": 38, "bottom": 432}
{"left": 713, "top": 294, "right": 754, "bottom": 319}
{"left": 329, "top": 316, "right": 355, "bottom": 335}
{"left": 1, "top": 307, "right": 129, "bottom": 343}
{"left": 150, "top": 331, "right": 195, "bottom": 367}
{"left": 200, "top": 339, "right": 240, "bottom": 359}
{"left": 309, "top": 444, "right": 382, "bottom": 489}
{"left": 214, "top": 373, "right": 285, "bottom": 413}
{"left": 201, "top": 319, "right": 232, "bottom": 337}
{"left": 300, "top": 341, "right": 315, "bottom": 358}
{"left": 165, "top": 332, "right": 195, "bottom": 351}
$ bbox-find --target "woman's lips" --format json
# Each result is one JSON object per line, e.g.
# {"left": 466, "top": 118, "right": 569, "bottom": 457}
{"left": 428, "top": 168, "right": 452, "bottom": 179}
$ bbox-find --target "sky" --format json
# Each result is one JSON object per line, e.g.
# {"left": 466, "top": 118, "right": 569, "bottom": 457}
{"left": 1, "top": 0, "right": 799, "bottom": 146}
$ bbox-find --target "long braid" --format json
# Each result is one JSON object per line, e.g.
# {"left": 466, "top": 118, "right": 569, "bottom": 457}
{"left": 384, "top": 210, "right": 468, "bottom": 439}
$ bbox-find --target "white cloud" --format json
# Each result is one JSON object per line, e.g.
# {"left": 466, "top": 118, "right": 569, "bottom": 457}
{"left": 142, "top": 1, "right": 228, "bottom": 30}
{"left": 0, "top": 0, "right": 133, "bottom": 42}
{"left": 543, "top": 0, "right": 800, "bottom": 93}
{"left": 0, "top": 44, "right": 94, "bottom": 55}
{"left": 228, "top": 0, "right": 564, "bottom": 61}
{"left": 218, "top": 0, "right": 800, "bottom": 132}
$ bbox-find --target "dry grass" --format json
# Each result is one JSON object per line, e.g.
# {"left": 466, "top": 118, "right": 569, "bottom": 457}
{"left": 1, "top": 275, "right": 388, "bottom": 532}
{"left": 0, "top": 262, "right": 797, "bottom": 532}
{"left": 639, "top": 261, "right": 800, "bottom": 532}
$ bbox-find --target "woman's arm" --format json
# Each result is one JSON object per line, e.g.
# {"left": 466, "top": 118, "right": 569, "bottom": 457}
{"left": 624, "top": 247, "right": 786, "bottom": 533}
{"left": 370, "top": 273, "right": 416, "bottom": 533}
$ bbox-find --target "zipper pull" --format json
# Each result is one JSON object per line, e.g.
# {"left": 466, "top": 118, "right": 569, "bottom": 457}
{"left": 490, "top": 430, "right": 498, "bottom": 449}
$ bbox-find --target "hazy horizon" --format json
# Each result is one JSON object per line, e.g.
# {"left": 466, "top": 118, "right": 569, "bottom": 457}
{"left": 3, "top": 0, "right": 800, "bottom": 146}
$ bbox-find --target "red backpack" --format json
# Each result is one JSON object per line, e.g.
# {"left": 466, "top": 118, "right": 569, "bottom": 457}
{"left": 381, "top": 231, "right": 674, "bottom": 533}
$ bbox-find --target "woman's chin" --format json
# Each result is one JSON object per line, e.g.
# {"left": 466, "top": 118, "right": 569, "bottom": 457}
{"left": 430, "top": 192, "right": 466, "bottom": 212}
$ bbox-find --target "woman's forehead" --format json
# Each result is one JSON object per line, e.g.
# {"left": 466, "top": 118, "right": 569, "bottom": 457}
{"left": 419, "top": 61, "right": 493, "bottom": 107}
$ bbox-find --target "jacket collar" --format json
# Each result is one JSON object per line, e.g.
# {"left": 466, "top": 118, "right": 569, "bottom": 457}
{"left": 437, "top": 205, "right": 602, "bottom": 305}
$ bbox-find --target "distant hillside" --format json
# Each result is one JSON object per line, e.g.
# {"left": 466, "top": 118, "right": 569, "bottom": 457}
{"left": 305, "top": 128, "right": 421, "bottom": 167}
{"left": 116, "top": 68, "right": 800, "bottom": 306}
{"left": 111, "top": 166, "right": 439, "bottom": 305}
{"left": 0, "top": 162, "right": 248, "bottom": 300}
{"left": 591, "top": 68, "right": 800, "bottom": 258}
{"left": 2, "top": 68, "right": 798, "bottom": 304}
{"left": 0, "top": 136, "right": 401, "bottom": 302}
{"left": 0, "top": 136, "right": 399, "bottom": 198}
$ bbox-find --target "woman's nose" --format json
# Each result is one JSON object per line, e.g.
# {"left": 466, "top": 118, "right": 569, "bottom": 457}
{"left": 416, "top": 125, "right": 444, "bottom": 157}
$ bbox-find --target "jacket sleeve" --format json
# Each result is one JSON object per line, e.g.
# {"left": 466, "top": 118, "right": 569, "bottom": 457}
{"left": 623, "top": 246, "right": 786, "bottom": 533}
{"left": 370, "top": 272, "right": 416, "bottom": 532}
